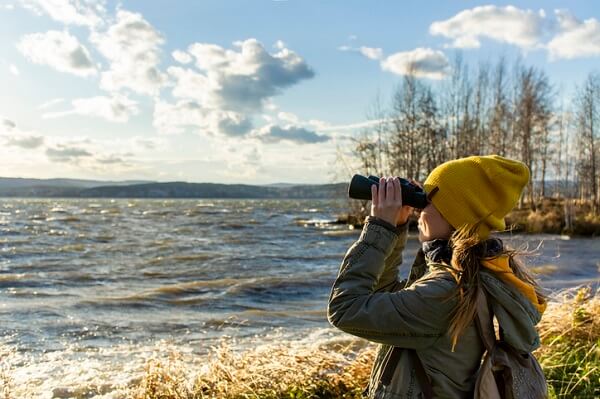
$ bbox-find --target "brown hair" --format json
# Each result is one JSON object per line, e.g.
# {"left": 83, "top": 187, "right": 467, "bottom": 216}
{"left": 443, "top": 221, "right": 547, "bottom": 350}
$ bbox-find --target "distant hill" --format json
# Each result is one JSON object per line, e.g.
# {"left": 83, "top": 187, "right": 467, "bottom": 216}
{"left": 0, "top": 177, "right": 348, "bottom": 199}
{"left": 260, "top": 182, "right": 298, "bottom": 188}
{"left": 0, "top": 177, "right": 153, "bottom": 188}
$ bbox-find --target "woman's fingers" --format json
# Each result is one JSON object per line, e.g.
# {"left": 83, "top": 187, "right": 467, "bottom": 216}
{"left": 370, "top": 176, "right": 408, "bottom": 225}
{"left": 379, "top": 177, "right": 386, "bottom": 206}
{"left": 374, "top": 177, "right": 404, "bottom": 205}
{"left": 371, "top": 181, "right": 378, "bottom": 204}
{"left": 393, "top": 177, "right": 401, "bottom": 204}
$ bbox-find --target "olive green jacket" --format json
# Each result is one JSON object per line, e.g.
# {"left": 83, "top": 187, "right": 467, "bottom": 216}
{"left": 327, "top": 216, "right": 543, "bottom": 399}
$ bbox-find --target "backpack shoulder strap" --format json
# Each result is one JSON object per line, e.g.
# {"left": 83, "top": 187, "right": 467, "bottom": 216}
{"left": 379, "top": 347, "right": 433, "bottom": 399}
{"left": 475, "top": 286, "right": 497, "bottom": 352}
{"left": 379, "top": 346, "right": 402, "bottom": 386}
{"left": 410, "top": 349, "right": 433, "bottom": 399}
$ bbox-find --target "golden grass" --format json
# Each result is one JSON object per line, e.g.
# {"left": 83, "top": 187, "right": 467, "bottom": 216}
{"left": 0, "top": 364, "right": 12, "bottom": 399}
{"left": 123, "top": 288, "right": 600, "bottom": 399}
{"left": 504, "top": 198, "right": 600, "bottom": 236}
{"left": 524, "top": 209, "right": 564, "bottom": 234}
{"left": 130, "top": 335, "right": 374, "bottom": 399}
{"left": 1, "top": 288, "right": 598, "bottom": 398}
{"left": 535, "top": 287, "right": 600, "bottom": 398}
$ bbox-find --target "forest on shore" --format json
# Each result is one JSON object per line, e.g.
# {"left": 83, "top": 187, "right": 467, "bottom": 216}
{"left": 333, "top": 55, "right": 600, "bottom": 236}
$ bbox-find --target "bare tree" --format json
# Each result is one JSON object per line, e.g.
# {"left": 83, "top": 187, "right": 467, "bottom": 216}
{"left": 336, "top": 54, "right": 599, "bottom": 224}
{"left": 441, "top": 53, "right": 464, "bottom": 159}
{"left": 512, "top": 64, "right": 553, "bottom": 210}
{"left": 574, "top": 72, "right": 600, "bottom": 214}
{"left": 364, "top": 89, "right": 391, "bottom": 176}
{"left": 552, "top": 99, "right": 566, "bottom": 198}
{"left": 488, "top": 57, "right": 511, "bottom": 156}
{"left": 472, "top": 61, "right": 490, "bottom": 155}
{"left": 420, "top": 85, "right": 446, "bottom": 177}
{"left": 389, "top": 69, "right": 423, "bottom": 179}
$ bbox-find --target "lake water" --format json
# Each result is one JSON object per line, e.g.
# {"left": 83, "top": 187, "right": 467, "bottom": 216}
{"left": 0, "top": 198, "right": 598, "bottom": 397}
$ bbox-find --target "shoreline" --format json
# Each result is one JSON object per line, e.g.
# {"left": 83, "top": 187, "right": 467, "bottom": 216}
{"left": 335, "top": 198, "right": 600, "bottom": 238}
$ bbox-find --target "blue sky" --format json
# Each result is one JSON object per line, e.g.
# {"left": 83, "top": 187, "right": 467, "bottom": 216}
{"left": 1, "top": 1, "right": 599, "bottom": 184}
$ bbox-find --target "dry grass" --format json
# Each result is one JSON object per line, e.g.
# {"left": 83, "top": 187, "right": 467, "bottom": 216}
{"left": 535, "top": 287, "right": 600, "bottom": 398}
{"left": 504, "top": 198, "right": 600, "bottom": 236}
{"left": 523, "top": 209, "right": 564, "bottom": 234}
{"left": 0, "top": 363, "right": 12, "bottom": 399}
{"left": 122, "top": 288, "right": 599, "bottom": 399}
{"left": 129, "top": 336, "right": 374, "bottom": 399}
{"left": 1, "top": 289, "right": 598, "bottom": 398}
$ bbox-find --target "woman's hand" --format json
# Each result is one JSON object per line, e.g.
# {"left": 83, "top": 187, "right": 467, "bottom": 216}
{"left": 370, "top": 177, "right": 413, "bottom": 226}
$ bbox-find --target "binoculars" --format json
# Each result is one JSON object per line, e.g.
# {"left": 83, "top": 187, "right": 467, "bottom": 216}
{"left": 348, "top": 174, "right": 429, "bottom": 209}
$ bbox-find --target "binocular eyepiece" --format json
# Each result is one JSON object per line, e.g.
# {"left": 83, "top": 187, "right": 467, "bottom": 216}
{"left": 348, "top": 174, "right": 429, "bottom": 209}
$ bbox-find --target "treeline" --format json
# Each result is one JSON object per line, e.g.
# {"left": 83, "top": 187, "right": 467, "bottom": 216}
{"left": 340, "top": 55, "right": 599, "bottom": 215}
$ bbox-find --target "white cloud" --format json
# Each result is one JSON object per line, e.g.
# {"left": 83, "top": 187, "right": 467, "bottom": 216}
{"left": 157, "top": 38, "right": 314, "bottom": 138}
{"left": 152, "top": 100, "right": 210, "bottom": 135}
{"left": 19, "top": 0, "right": 106, "bottom": 27}
{"left": 181, "top": 38, "right": 315, "bottom": 112}
{"left": 0, "top": 118, "right": 44, "bottom": 149}
{"left": 252, "top": 124, "right": 330, "bottom": 144}
{"left": 9, "top": 64, "right": 19, "bottom": 76}
{"left": 17, "top": 30, "right": 96, "bottom": 77}
{"left": 153, "top": 99, "right": 252, "bottom": 137}
{"left": 172, "top": 50, "right": 192, "bottom": 64}
{"left": 38, "top": 137, "right": 139, "bottom": 173}
{"left": 95, "top": 154, "right": 126, "bottom": 164}
{"left": 45, "top": 144, "right": 92, "bottom": 162}
{"left": 0, "top": 121, "right": 147, "bottom": 176}
{"left": 1, "top": 118, "right": 17, "bottom": 132}
{"left": 132, "top": 136, "right": 166, "bottom": 150}
{"left": 6, "top": 135, "right": 44, "bottom": 149}
{"left": 90, "top": 10, "right": 166, "bottom": 96}
{"left": 277, "top": 111, "right": 300, "bottom": 124}
{"left": 38, "top": 97, "right": 65, "bottom": 110}
{"left": 360, "top": 46, "right": 383, "bottom": 60}
{"left": 381, "top": 47, "right": 450, "bottom": 80}
{"left": 166, "top": 66, "right": 212, "bottom": 104}
{"left": 309, "top": 118, "right": 389, "bottom": 132}
{"left": 260, "top": 109, "right": 374, "bottom": 140}
{"left": 429, "top": 5, "right": 546, "bottom": 49}
{"left": 548, "top": 10, "right": 600, "bottom": 59}
{"left": 43, "top": 94, "right": 139, "bottom": 122}
{"left": 338, "top": 44, "right": 383, "bottom": 60}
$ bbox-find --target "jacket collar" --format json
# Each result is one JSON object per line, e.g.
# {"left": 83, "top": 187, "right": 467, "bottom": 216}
{"left": 421, "top": 236, "right": 504, "bottom": 266}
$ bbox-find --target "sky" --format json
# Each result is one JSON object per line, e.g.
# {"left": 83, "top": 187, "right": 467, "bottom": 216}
{"left": 0, "top": 1, "right": 599, "bottom": 185}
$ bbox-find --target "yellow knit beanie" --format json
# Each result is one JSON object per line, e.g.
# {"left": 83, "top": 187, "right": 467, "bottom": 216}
{"left": 423, "top": 155, "right": 530, "bottom": 239}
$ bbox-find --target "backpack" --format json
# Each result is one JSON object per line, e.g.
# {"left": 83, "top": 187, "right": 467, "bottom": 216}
{"left": 365, "top": 286, "right": 548, "bottom": 399}
{"left": 474, "top": 286, "right": 548, "bottom": 399}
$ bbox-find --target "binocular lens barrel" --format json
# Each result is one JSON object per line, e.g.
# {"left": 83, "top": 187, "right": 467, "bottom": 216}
{"left": 348, "top": 174, "right": 429, "bottom": 209}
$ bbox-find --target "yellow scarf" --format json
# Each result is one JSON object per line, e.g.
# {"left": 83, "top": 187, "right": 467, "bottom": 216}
{"left": 481, "top": 255, "right": 547, "bottom": 314}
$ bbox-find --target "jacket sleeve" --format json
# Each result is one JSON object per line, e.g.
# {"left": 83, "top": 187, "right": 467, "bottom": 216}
{"left": 371, "top": 218, "right": 409, "bottom": 293}
{"left": 327, "top": 217, "right": 455, "bottom": 349}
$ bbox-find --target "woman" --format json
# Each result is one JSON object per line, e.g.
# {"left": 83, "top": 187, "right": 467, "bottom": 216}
{"left": 327, "top": 155, "right": 547, "bottom": 398}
